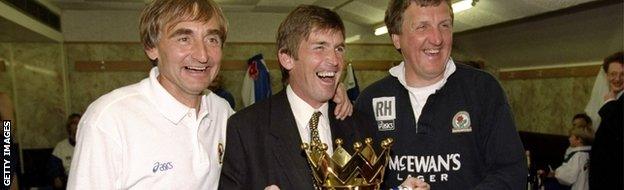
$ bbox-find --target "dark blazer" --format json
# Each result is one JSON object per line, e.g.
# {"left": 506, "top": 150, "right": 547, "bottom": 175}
{"left": 589, "top": 94, "right": 623, "bottom": 190}
{"left": 218, "top": 90, "right": 369, "bottom": 190}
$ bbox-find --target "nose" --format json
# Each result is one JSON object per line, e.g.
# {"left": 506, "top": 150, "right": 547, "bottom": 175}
{"left": 192, "top": 41, "right": 209, "bottom": 64}
{"left": 428, "top": 27, "right": 443, "bottom": 46}
{"left": 326, "top": 50, "right": 342, "bottom": 67}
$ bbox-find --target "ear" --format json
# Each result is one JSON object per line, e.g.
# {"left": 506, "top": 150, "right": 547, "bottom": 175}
{"left": 145, "top": 47, "right": 159, "bottom": 61}
{"left": 391, "top": 34, "right": 401, "bottom": 50}
{"left": 278, "top": 50, "right": 295, "bottom": 70}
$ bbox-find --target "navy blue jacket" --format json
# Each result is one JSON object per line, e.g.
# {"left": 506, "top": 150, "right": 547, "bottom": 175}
{"left": 355, "top": 64, "right": 527, "bottom": 190}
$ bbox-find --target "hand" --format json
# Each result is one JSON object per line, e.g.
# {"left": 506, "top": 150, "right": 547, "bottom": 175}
{"left": 400, "top": 176, "right": 430, "bottom": 190}
{"left": 264, "top": 185, "right": 280, "bottom": 190}
{"left": 332, "top": 83, "right": 353, "bottom": 120}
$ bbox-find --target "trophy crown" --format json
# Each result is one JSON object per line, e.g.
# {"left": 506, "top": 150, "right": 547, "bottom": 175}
{"left": 302, "top": 138, "right": 394, "bottom": 190}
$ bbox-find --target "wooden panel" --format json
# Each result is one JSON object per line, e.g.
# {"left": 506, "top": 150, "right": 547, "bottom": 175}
{"left": 0, "top": 60, "right": 5, "bottom": 72}
{"left": 500, "top": 65, "right": 601, "bottom": 80}
{"left": 75, "top": 60, "right": 400, "bottom": 72}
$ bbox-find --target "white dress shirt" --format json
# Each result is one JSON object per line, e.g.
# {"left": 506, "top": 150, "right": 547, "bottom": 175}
{"left": 286, "top": 85, "right": 334, "bottom": 154}
{"left": 67, "top": 67, "right": 233, "bottom": 190}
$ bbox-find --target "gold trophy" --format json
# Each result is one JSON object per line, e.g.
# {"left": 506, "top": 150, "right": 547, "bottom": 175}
{"left": 302, "top": 138, "right": 394, "bottom": 190}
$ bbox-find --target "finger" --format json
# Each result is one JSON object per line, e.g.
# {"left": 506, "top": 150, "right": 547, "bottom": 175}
{"left": 346, "top": 102, "right": 353, "bottom": 117}
{"left": 338, "top": 106, "right": 349, "bottom": 120}
{"left": 332, "top": 94, "right": 344, "bottom": 118}
{"left": 334, "top": 102, "right": 344, "bottom": 119}
{"left": 414, "top": 178, "right": 428, "bottom": 187}
{"left": 334, "top": 102, "right": 342, "bottom": 115}
{"left": 333, "top": 93, "right": 343, "bottom": 104}
{"left": 338, "top": 102, "right": 349, "bottom": 120}
{"left": 401, "top": 176, "right": 417, "bottom": 188}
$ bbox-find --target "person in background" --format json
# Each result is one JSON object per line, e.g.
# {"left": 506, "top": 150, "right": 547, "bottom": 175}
{"left": 589, "top": 51, "right": 623, "bottom": 190}
{"left": 49, "top": 113, "right": 81, "bottom": 189}
{"left": 547, "top": 122, "right": 594, "bottom": 190}
{"left": 208, "top": 74, "right": 236, "bottom": 109}
{"left": 354, "top": 0, "right": 526, "bottom": 189}
{"left": 571, "top": 113, "right": 592, "bottom": 129}
{"left": 600, "top": 51, "right": 623, "bottom": 103}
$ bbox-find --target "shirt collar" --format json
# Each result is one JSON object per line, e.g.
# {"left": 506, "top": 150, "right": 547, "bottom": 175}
{"left": 568, "top": 146, "right": 591, "bottom": 152}
{"left": 146, "top": 67, "right": 207, "bottom": 124}
{"left": 286, "top": 85, "right": 329, "bottom": 129}
{"left": 389, "top": 58, "right": 456, "bottom": 91}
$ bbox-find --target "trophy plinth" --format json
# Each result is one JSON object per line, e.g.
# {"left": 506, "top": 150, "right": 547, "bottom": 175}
{"left": 302, "top": 138, "right": 394, "bottom": 190}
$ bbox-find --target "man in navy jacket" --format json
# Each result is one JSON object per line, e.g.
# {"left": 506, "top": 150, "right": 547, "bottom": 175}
{"left": 355, "top": 0, "right": 526, "bottom": 189}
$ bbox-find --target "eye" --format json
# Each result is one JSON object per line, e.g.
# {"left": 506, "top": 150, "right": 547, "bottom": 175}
{"left": 208, "top": 36, "right": 221, "bottom": 46}
{"left": 177, "top": 37, "right": 189, "bottom": 42}
{"left": 335, "top": 46, "right": 345, "bottom": 53}
{"left": 313, "top": 46, "right": 325, "bottom": 50}
{"left": 415, "top": 24, "right": 426, "bottom": 31}
{"left": 440, "top": 22, "right": 453, "bottom": 29}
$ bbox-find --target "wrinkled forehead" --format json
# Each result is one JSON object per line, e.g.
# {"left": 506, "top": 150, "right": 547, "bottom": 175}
{"left": 406, "top": 3, "right": 452, "bottom": 19}
{"left": 164, "top": 13, "right": 219, "bottom": 32}
{"left": 305, "top": 27, "right": 344, "bottom": 42}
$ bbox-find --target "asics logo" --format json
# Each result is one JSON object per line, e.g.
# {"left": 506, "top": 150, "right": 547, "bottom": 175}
{"left": 152, "top": 162, "right": 173, "bottom": 173}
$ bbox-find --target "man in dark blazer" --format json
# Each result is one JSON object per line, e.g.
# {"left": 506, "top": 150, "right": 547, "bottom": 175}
{"left": 219, "top": 91, "right": 364, "bottom": 189}
{"left": 219, "top": 5, "right": 429, "bottom": 189}
{"left": 589, "top": 52, "right": 623, "bottom": 190}
{"left": 218, "top": 5, "right": 365, "bottom": 190}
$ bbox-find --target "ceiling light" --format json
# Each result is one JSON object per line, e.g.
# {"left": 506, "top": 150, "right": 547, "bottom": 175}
{"left": 374, "top": 26, "right": 387, "bottom": 36}
{"left": 373, "top": 0, "right": 476, "bottom": 36}
{"left": 452, "top": 0, "right": 474, "bottom": 13}
{"left": 345, "top": 35, "right": 361, "bottom": 43}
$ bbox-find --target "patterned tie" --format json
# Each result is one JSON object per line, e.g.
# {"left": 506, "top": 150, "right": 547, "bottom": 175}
{"left": 309, "top": 111, "right": 323, "bottom": 147}
{"left": 308, "top": 111, "right": 322, "bottom": 189}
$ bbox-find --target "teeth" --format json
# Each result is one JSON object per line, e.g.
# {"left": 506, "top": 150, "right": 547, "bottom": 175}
{"left": 424, "top": 49, "right": 440, "bottom": 54}
{"left": 185, "top": 66, "right": 207, "bottom": 71}
{"left": 316, "top": 71, "right": 336, "bottom": 78}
